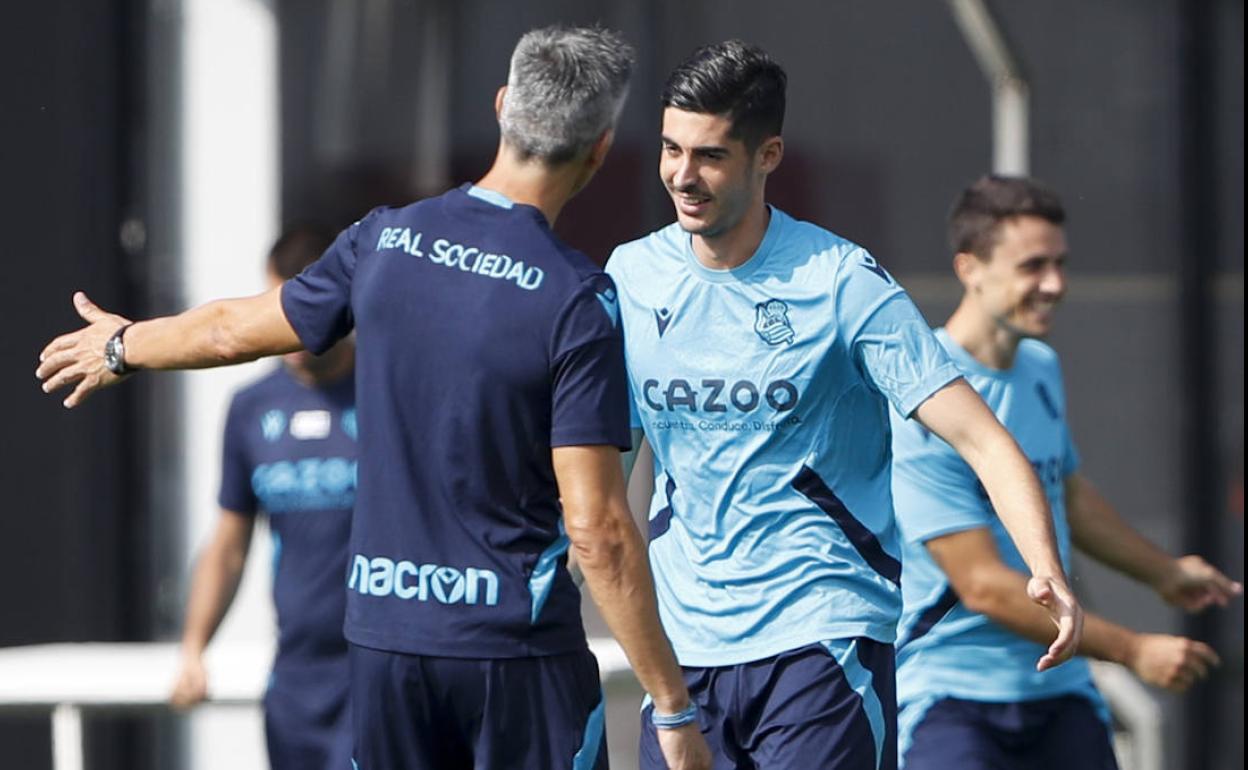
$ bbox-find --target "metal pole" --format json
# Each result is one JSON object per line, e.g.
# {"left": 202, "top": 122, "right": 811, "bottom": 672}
{"left": 946, "top": 0, "right": 1030, "bottom": 175}
{"left": 52, "top": 704, "right": 85, "bottom": 770}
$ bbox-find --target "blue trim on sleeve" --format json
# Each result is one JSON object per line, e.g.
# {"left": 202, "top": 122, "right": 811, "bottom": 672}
{"left": 528, "top": 520, "right": 570, "bottom": 624}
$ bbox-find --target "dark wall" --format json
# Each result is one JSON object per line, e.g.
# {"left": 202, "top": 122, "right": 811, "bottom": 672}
{"left": 0, "top": 1, "right": 156, "bottom": 767}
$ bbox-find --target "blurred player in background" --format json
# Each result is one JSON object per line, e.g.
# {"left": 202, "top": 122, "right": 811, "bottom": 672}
{"left": 607, "top": 41, "right": 1083, "bottom": 770}
{"left": 890, "top": 175, "right": 1243, "bottom": 769}
{"left": 168, "top": 227, "right": 355, "bottom": 770}
{"left": 37, "top": 24, "right": 709, "bottom": 770}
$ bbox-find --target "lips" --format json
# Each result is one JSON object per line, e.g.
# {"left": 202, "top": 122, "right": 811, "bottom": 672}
{"left": 673, "top": 191, "right": 711, "bottom": 217}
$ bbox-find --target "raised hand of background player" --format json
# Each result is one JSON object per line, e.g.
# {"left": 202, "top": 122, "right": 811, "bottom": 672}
{"left": 1127, "top": 632, "right": 1221, "bottom": 692}
{"left": 169, "top": 653, "right": 209, "bottom": 709}
{"left": 1027, "top": 574, "right": 1084, "bottom": 672}
{"left": 36, "top": 292, "right": 131, "bottom": 408}
{"left": 1153, "top": 555, "right": 1243, "bottom": 612}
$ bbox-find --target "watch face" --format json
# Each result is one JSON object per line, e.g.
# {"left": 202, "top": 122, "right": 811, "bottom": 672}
{"left": 104, "top": 336, "right": 123, "bottom": 373}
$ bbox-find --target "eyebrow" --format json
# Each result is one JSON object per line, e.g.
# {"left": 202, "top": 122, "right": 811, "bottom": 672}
{"left": 660, "top": 135, "right": 730, "bottom": 154}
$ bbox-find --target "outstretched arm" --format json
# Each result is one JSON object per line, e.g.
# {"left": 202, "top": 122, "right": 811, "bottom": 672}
{"left": 928, "top": 527, "right": 1221, "bottom": 692}
{"left": 1066, "top": 473, "right": 1242, "bottom": 611}
{"left": 554, "top": 445, "right": 710, "bottom": 770}
{"left": 37, "top": 288, "right": 302, "bottom": 408}
{"left": 914, "top": 378, "right": 1082, "bottom": 671}
{"left": 170, "top": 510, "right": 255, "bottom": 708}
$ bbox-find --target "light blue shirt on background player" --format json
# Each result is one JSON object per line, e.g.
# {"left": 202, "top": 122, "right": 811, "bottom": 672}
{"left": 607, "top": 207, "right": 962, "bottom": 667}
{"left": 890, "top": 330, "right": 1107, "bottom": 758}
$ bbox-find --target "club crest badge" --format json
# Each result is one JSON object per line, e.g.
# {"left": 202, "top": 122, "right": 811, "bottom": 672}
{"left": 261, "top": 410, "right": 286, "bottom": 442}
{"left": 754, "top": 299, "right": 795, "bottom": 345}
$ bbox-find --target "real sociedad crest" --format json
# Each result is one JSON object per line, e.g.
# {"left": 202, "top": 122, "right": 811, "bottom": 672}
{"left": 754, "top": 299, "right": 795, "bottom": 345}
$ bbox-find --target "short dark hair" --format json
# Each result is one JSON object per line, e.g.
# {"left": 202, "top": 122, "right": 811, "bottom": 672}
{"left": 948, "top": 175, "right": 1066, "bottom": 259}
{"left": 661, "top": 40, "right": 786, "bottom": 150}
{"left": 268, "top": 226, "right": 333, "bottom": 280}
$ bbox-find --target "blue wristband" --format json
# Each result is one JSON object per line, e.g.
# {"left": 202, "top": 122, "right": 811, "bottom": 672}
{"left": 651, "top": 702, "right": 698, "bottom": 729}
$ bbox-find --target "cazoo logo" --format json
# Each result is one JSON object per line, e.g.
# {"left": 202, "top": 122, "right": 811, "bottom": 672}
{"left": 640, "top": 377, "right": 799, "bottom": 413}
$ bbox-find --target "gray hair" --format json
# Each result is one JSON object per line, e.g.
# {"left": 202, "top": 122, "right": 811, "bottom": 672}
{"left": 499, "top": 25, "right": 634, "bottom": 164}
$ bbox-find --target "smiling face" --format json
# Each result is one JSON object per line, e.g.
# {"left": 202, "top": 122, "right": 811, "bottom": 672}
{"left": 659, "top": 107, "right": 776, "bottom": 242}
{"left": 959, "top": 215, "right": 1068, "bottom": 339}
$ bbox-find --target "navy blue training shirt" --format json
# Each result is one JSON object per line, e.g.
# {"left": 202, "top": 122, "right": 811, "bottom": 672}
{"left": 281, "top": 184, "right": 631, "bottom": 659}
{"left": 219, "top": 367, "right": 356, "bottom": 666}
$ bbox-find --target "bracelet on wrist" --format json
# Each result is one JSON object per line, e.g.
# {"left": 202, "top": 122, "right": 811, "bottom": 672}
{"left": 651, "top": 701, "right": 698, "bottom": 730}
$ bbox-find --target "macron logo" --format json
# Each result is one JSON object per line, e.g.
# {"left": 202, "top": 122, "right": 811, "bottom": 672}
{"left": 654, "top": 307, "right": 673, "bottom": 337}
{"left": 348, "top": 554, "right": 499, "bottom": 606}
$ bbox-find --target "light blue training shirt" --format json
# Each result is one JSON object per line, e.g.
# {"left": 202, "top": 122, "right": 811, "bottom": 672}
{"left": 606, "top": 207, "right": 961, "bottom": 667}
{"left": 889, "top": 330, "right": 1103, "bottom": 751}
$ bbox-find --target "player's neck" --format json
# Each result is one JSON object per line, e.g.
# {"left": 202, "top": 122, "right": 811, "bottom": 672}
{"left": 945, "top": 300, "right": 1021, "bottom": 371}
{"left": 476, "top": 146, "right": 590, "bottom": 227}
{"left": 691, "top": 202, "right": 770, "bottom": 270}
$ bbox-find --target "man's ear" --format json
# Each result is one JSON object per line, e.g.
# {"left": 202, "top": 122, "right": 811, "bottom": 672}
{"left": 952, "top": 251, "right": 981, "bottom": 289}
{"left": 588, "top": 128, "right": 615, "bottom": 169}
{"left": 495, "top": 86, "right": 507, "bottom": 119}
{"left": 757, "top": 136, "right": 784, "bottom": 175}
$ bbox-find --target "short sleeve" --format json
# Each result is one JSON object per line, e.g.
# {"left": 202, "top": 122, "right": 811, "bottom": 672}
{"left": 217, "top": 396, "right": 258, "bottom": 515}
{"left": 281, "top": 213, "right": 373, "bottom": 354}
{"left": 549, "top": 274, "right": 632, "bottom": 450}
{"left": 835, "top": 249, "right": 962, "bottom": 417}
{"left": 892, "top": 421, "right": 994, "bottom": 544}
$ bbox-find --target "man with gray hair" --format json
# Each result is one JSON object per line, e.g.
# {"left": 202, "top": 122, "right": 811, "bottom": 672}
{"left": 37, "top": 25, "right": 709, "bottom": 770}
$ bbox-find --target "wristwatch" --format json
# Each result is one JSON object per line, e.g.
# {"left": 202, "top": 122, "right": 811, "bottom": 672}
{"left": 103, "top": 323, "right": 135, "bottom": 375}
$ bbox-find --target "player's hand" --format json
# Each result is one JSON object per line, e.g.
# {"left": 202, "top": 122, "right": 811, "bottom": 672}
{"left": 36, "top": 292, "right": 132, "bottom": 408}
{"left": 1154, "top": 555, "right": 1243, "bottom": 613}
{"left": 655, "top": 722, "right": 712, "bottom": 770}
{"left": 1127, "top": 633, "right": 1220, "bottom": 692}
{"left": 1027, "top": 575, "right": 1083, "bottom": 672}
{"left": 169, "top": 654, "right": 209, "bottom": 709}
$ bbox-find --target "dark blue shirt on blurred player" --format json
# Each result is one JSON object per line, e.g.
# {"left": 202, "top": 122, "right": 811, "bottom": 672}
{"left": 219, "top": 367, "right": 356, "bottom": 664}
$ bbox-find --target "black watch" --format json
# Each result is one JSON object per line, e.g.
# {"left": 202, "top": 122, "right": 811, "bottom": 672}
{"left": 104, "top": 323, "right": 135, "bottom": 375}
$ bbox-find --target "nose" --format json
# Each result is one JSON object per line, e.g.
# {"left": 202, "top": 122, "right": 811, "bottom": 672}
{"left": 1039, "top": 264, "right": 1066, "bottom": 297}
{"left": 668, "top": 154, "right": 698, "bottom": 190}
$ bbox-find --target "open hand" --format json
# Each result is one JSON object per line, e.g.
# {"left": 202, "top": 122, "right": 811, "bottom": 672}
{"left": 36, "top": 292, "right": 131, "bottom": 408}
{"left": 1027, "top": 575, "right": 1084, "bottom": 672}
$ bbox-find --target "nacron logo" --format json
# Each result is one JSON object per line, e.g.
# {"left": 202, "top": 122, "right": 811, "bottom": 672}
{"left": 641, "top": 377, "right": 799, "bottom": 413}
{"left": 348, "top": 554, "right": 499, "bottom": 606}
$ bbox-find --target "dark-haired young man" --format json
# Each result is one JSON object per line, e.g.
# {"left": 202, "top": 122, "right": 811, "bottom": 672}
{"left": 607, "top": 41, "right": 1084, "bottom": 769}
{"left": 889, "top": 175, "right": 1241, "bottom": 769}
{"left": 169, "top": 228, "right": 356, "bottom": 770}
{"left": 38, "top": 25, "right": 710, "bottom": 770}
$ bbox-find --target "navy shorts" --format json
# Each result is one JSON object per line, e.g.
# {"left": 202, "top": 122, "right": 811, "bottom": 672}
{"left": 640, "top": 638, "right": 897, "bottom": 770}
{"left": 349, "top": 642, "right": 607, "bottom": 770}
{"left": 900, "top": 695, "right": 1118, "bottom": 770}
{"left": 263, "top": 659, "right": 352, "bottom": 770}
